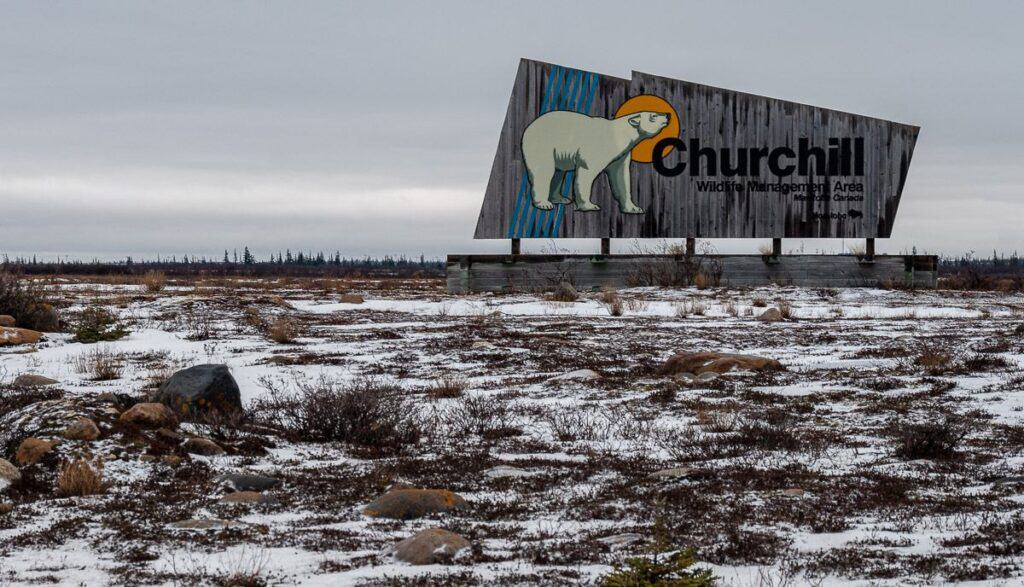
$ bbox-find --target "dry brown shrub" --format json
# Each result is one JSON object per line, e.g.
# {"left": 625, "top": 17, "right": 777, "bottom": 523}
{"left": 426, "top": 375, "right": 468, "bottom": 399}
{"left": 267, "top": 317, "right": 298, "bottom": 344}
{"left": 752, "top": 297, "right": 768, "bottom": 308}
{"left": 57, "top": 459, "right": 105, "bottom": 496}
{"left": 777, "top": 300, "right": 793, "bottom": 319}
{"left": 73, "top": 346, "right": 124, "bottom": 380}
{"left": 141, "top": 270, "right": 166, "bottom": 292}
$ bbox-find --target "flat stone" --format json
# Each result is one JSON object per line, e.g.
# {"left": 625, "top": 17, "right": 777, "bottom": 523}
{"left": 781, "top": 488, "right": 805, "bottom": 497}
{"left": 119, "top": 403, "right": 178, "bottom": 429}
{"left": 484, "top": 465, "right": 534, "bottom": 479}
{"left": 220, "top": 491, "right": 279, "bottom": 505}
{"left": 392, "top": 528, "right": 471, "bottom": 565}
{"left": 169, "top": 519, "right": 240, "bottom": 530}
{"left": 657, "top": 352, "right": 783, "bottom": 377}
{"left": 63, "top": 417, "right": 100, "bottom": 441}
{"left": 15, "top": 437, "right": 57, "bottom": 466}
{"left": 364, "top": 488, "right": 468, "bottom": 520}
{"left": 757, "top": 308, "right": 784, "bottom": 322}
{"left": 598, "top": 533, "right": 646, "bottom": 548}
{"left": 0, "top": 315, "right": 15, "bottom": 327}
{"left": 12, "top": 374, "right": 59, "bottom": 387}
{"left": 182, "top": 437, "right": 225, "bottom": 456}
{"left": 215, "top": 473, "right": 281, "bottom": 492}
{"left": 471, "top": 341, "right": 496, "bottom": 350}
{"left": 647, "top": 467, "right": 695, "bottom": 479}
{"left": 550, "top": 369, "right": 601, "bottom": 382}
{"left": 339, "top": 293, "right": 365, "bottom": 304}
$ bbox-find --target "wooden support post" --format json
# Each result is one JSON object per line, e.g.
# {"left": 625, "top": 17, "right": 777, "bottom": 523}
{"left": 866, "top": 238, "right": 875, "bottom": 261}
{"left": 600, "top": 238, "right": 610, "bottom": 256}
{"left": 772, "top": 238, "right": 782, "bottom": 257}
{"left": 511, "top": 238, "right": 521, "bottom": 255}
{"left": 686, "top": 238, "right": 696, "bottom": 257}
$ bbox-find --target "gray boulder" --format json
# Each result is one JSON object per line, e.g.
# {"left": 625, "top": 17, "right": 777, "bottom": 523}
{"left": 155, "top": 364, "right": 242, "bottom": 419}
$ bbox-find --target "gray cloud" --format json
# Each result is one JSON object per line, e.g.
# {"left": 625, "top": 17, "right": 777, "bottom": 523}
{"left": 1, "top": 1, "right": 1021, "bottom": 259}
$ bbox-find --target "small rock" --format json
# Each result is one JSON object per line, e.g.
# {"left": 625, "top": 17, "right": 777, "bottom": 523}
{"left": 781, "top": 488, "right": 805, "bottom": 497}
{"left": 0, "top": 458, "right": 21, "bottom": 491}
{"left": 657, "top": 352, "right": 783, "bottom": 377}
{"left": 161, "top": 455, "right": 183, "bottom": 467}
{"left": 756, "top": 308, "right": 784, "bottom": 322}
{"left": 170, "top": 519, "right": 240, "bottom": 530}
{"left": 12, "top": 374, "right": 59, "bottom": 388}
{"left": 182, "top": 437, "right": 225, "bottom": 456}
{"left": 220, "top": 491, "right": 279, "bottom": 505}
{"left": 63, "top": 417, "right": 100, "bottom": 441}
{"left": 139, "top": 455, "right": 158, "bottom": 463}
{"left": 364, "top": 488, "right": 468, "bottom": 520}
{"left": 550, "top": 369, "right": 601, "bottom": 382}
{"left": 484, "top": 465, "right": 533, "bottom": 479}
{"left": 647, "top": 467, "right": 695, "bottom": 480}
{"left": 339, "top": 293, "right": 365, "bottom": 304}
{"left": 0, "top": 502, "right": 13, "bottom": 514}
{"left": 695, "top": 372, "right": 718, "bottom": 383}
{"left": 15, "top": 438, "right": 57, "bottom": 466}
{"left": 391, "top": 528, "right": 471, "bottom": 565}
{"left": 155, "top": 427, "right": 185, "bottom": 444}
{"left": 215, "top": 473, "right": 281, "bottom": 492}
{"left": 673, "top": 372, "right": 696, "bottom": 384}
{"left": 120, "top": 403, "right": 178, "bottom": 429}
{"left": 0, "top": 327, "right": 43, "bottom": 346}
{"left": 598, "top": 533, "right": 646, "bottom": 549}
{"left": 471, "top": 341, "right": 495, "bottom": 350}
{"left": 0, "top": 315, "right": 15, "bottom": 327}
{"left": 154, "top": 364, "right": 243, "bottom": 420}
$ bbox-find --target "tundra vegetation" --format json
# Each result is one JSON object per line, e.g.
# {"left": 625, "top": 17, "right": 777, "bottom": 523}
{"left": 0, "top": 271, "right": 1022, "bottom": 585}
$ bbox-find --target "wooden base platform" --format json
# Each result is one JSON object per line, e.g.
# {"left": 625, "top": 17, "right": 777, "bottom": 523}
{"left": 446, "top": 254, "right": 938, "bottom": 293}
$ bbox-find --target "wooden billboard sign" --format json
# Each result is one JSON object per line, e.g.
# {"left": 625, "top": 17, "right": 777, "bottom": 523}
{"left": 474, "top": 59, "right": 919, "bottom": 240}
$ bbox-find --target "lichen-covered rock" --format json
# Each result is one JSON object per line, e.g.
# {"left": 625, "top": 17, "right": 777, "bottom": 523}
{"left": 63, "top": 417, "right": 101, "bottom": 441}
{"left": 657, "top": 351, "right": 783, "bottom": 377}
{"left": 154, "top": 364, "right": 242, "bottom": 419}
{"left": 0, "top": 327, "right": 43, "bottom": 346}
{"left": 15, "top": 438, "right": 57, "bottom": 466}
{"left": 182, "top": 437, "right": 225, "bottom": 456}
{"left": 119, "top": 403, "right": 178, "bottom": 429}
{"left": 12, "top": 374, "right": 59, "bottom": 388}
{"left": 0, "top": 458, "right": 21, "bottom": 492}
{"left": 756, "top": 308, "right": 784, "bottom": 322}
{"left": 364, "top": 488, "right": 468, "bottom": 520}
{"left": 391, "top": 528, "right": 471, "bottom": 565}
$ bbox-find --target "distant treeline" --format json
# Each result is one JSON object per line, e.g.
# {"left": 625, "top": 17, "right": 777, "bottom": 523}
{"left": 939, "top": 251, "right": 1023, "bottom": 275}
{"left": 1, "top": 248, "right": 444, "bottom": 278}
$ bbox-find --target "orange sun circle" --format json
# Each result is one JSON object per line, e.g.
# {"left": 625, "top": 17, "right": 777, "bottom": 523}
{"left": 614, "top": 95, "right": 680, "bottom": 163}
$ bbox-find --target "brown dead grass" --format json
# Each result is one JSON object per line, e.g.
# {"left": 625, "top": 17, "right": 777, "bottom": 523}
{"left": 57, "top": 459, "right": 105, "bottom": 496}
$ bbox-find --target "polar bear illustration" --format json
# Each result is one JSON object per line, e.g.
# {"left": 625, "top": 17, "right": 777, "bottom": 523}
{"left": 521, "top": 110, "right": 670, "bottom": 213}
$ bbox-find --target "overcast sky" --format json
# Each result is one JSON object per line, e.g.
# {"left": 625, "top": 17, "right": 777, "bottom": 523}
{"left": 1, "top": 1, "right": 1022, "bottom": 260}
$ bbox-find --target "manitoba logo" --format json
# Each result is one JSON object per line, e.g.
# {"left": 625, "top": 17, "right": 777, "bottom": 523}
{"left": 522, "top": 94, "right": 681, "bottom": 214}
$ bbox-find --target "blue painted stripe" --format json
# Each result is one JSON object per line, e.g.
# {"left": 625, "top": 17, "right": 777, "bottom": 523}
{"left": 535, "top": 68, "right": 582, "bottom": 237}
{"left": 551, "top": 73, "right": 600, "bottom": 238}
{"left": 508, "top": 65, "right": 560, "bottom": 238}
{"left": 519, "top": 66, "right": 570, "bottom": 238}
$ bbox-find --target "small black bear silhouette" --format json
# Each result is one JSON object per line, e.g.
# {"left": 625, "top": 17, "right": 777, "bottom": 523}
{"left": 847, "top": 209, "right": 863, "bottom": 219}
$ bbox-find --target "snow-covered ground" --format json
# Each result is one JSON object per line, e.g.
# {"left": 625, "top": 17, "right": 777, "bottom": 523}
{"left": 2, "top": 277, "right": 1024, "bottom": 585}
